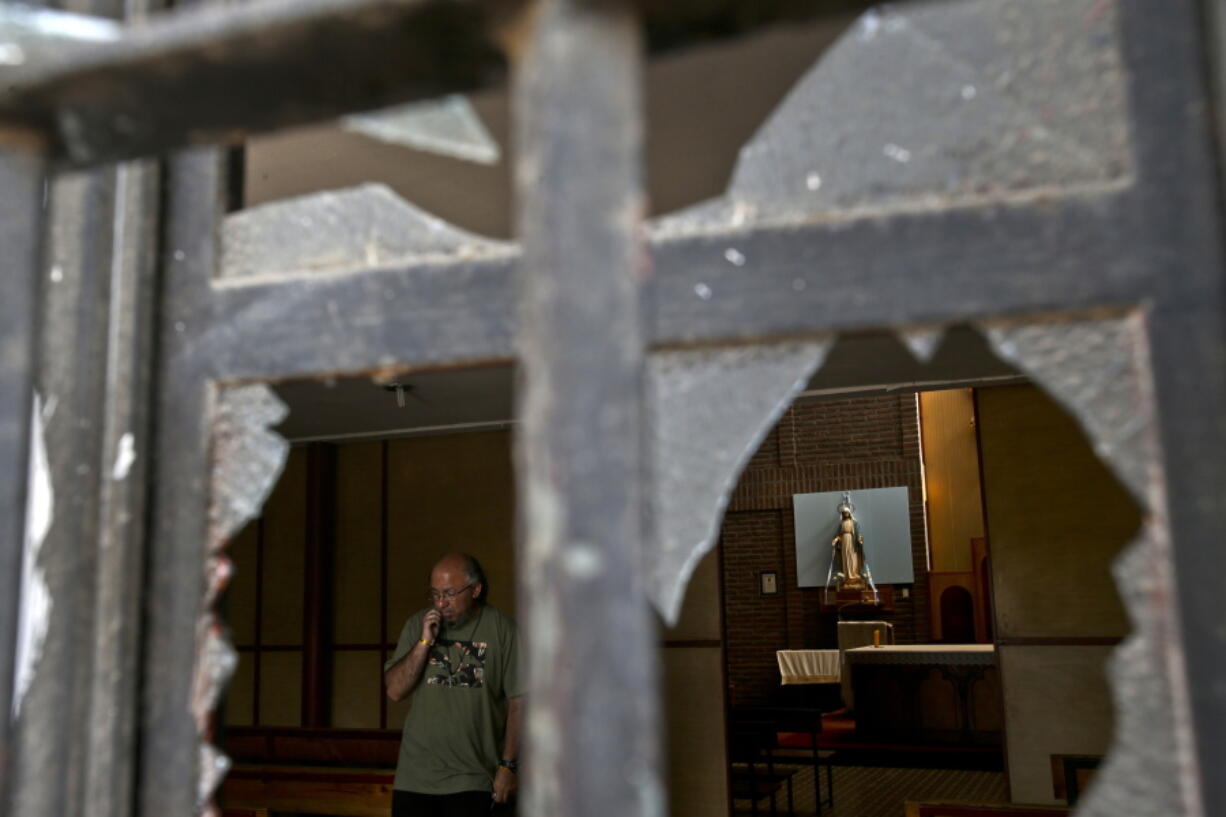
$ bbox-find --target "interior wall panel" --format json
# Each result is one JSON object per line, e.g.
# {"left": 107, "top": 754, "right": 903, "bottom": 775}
{"left": 999, "top": 645, "right": 1115, "bottom": 804}
{"left": 334, "top": 441, "right": 383, "bottom": 645}
{"left": 385, "top": 431, "right": 516, "bottom": 639}
{"left": 223, "top": 653, "right": 256, "bottom": 727}
{"left": 259, "top": 652, "right": 304, "bottom": 727}
{"left": 261, "top": 447, "right": 307, "bottom": 646}
{"left": 663, "top": 547, "right": 726, "bottom": 817}
{"left": 919, "top": 388, "right": 985, "bottom": 573}
{"left": 663, "top": 647, "right": 727, "bottom": 817}
{"left": 979, "top": 385, "right": 1134, "bottom": 640}
{"left": 227, "top": 521, "right": 260, "bottom": 647}
{"left": 331, "top": 651, "right": 383, "bottom": 729}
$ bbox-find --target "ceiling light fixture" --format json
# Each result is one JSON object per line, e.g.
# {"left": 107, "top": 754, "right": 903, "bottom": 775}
{"left": 383, "top": 381, "right": 411, "bottom": 408}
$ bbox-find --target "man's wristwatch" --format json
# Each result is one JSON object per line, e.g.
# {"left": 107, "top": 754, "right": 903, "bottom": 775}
{"left": 498, "top": 758, "right": 518, "bottom": 773}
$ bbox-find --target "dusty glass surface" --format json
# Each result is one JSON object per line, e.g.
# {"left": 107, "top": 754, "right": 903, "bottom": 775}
{"left": 647, "top": 340, "right": 829, "bottom": 623}
{"left": 221, "top": 183, "right": 511, "bottom": 281}
{"left": 199, "top": 383, "right": 289, "bottom": 810}
{"left": 209, "top": 384, "right": 289, "bottom": 550}
{"left": 652, "top": 0, "right": 1129, "bottom": 240}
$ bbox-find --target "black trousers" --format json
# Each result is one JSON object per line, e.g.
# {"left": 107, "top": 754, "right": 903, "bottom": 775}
{"left": 392, "top": 789, "right": 514, "bottom": 817}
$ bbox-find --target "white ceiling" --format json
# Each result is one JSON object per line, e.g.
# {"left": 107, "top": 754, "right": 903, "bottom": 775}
{"left": 273, "top": 365, "right": 515, "bottom": 442}
{"left": 269, "top": 327, "right": 1023, "bottom": 442}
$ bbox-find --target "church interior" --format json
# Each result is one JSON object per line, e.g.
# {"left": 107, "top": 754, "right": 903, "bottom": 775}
{"left": 215, "top": 356, "right": 1136, "bottom": 817}
{"left": 210, "top": 6, "right": 1137, "bottom": 817}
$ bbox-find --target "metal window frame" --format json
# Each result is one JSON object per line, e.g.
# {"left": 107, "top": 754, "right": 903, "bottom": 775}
{"left": 0, "top": 1, "right": 1223, "bottom": 816}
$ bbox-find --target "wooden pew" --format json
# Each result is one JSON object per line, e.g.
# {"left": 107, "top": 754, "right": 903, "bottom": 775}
{"left": 729, "top": 718, "right": 795, "bottom": 817}
{"left": 219, "top": 727, "right": 400, "bottom": 816}
{"left": 222, "top": 764, "right": 394, "bottom": 817}
{"left": 733, "top": 706, "right": 835, "bottom": 812}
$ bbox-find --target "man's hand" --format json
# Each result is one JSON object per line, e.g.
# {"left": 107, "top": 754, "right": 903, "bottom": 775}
{"left": 386, "top": 611, "right": 442, "bottom": 702}
{"left": 421, "top": 609, "right": 441, "bottom": 644}
{"left": 492, "top": 766, "right": 517, "bottom": 804}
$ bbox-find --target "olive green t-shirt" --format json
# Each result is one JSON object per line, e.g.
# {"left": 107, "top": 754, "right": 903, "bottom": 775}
{"left": 385, "top": 604, "right": 522, "bottom": 795}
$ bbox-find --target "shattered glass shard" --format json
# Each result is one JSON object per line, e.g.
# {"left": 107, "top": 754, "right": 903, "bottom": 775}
{"left": 647, "top": 340, "right": 831, "bottom": 623}
{"left": 343, "top": 95, "right": 501, "bottom": 165}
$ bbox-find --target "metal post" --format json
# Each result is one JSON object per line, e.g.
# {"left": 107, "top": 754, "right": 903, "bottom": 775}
{"left": 8, "top": 0, "right": 161, "bottom": 807}
{"left": 83, "top": 156, "right": 162, "bottom": 817}
{"left": 138, "top": 148, "right": 225, "bottom": 817}
{"left": 0, "top": 144, "right": 48, "bottom": 817}
{"left": 513, "top": 2, "right": 662, "bottom": 816}
{"left": 1121, "top": 1, "right": 1226, "bottom": 813}
{"left": 9, "top": 156, "right": 120, "bottom": 817}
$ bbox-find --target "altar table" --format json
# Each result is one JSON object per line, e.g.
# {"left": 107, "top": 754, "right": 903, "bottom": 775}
{"left": 845, "top": 644, "right": 1002, "bottom": 745}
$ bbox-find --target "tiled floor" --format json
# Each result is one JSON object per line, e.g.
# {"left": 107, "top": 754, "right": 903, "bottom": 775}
{"left": 735, "top": 763, "right": 1008, "bottom": 817}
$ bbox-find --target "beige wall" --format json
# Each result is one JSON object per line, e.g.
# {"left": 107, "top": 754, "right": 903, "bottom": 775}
{"left": 979, "top": 386, "right": 1133, "bottom": 640}
{"left": 662, "top": 549, "right": 728, "bottom": 817}
{"left": 920, "top": 388, "right": 985, "bottom": 573}
{"left": 998, "top": 646, "right": 1116, "bottom": 803}
{"left": 225, "top": 517, "right": 260, "bottom": 726}
{"left": 978, "top": 384, "right": 1139, "bottom": 804}
{"left": 384, "top": 431, "right": 517, "bottom": 641}
{"left": 332, "top": 441, "right": 384, "bottom": 727}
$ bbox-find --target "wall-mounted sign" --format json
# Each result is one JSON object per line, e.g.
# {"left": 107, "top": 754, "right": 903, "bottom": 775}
{"left": 760, "top": 571, "right": 779, "bottom": 595}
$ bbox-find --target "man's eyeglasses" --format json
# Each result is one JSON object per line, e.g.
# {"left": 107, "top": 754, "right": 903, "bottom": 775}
{"left": 428, "top": 583, "right": 474, "bottom": 602}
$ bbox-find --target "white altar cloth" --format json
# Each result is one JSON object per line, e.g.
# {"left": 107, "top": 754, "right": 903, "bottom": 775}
{"left": 776, "top": 649, "right": 841, "bottom": 684}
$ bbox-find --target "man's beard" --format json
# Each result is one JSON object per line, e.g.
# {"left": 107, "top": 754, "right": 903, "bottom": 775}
{"left": 442, "top": 606, "right": 476, "bottom": 630}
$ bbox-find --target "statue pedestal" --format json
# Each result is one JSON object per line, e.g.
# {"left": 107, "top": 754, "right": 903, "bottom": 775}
{"left": 820, "top": 585, "right": 894, "bottom": 611}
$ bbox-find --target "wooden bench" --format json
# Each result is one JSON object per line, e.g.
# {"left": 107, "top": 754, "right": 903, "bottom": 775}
{"left": 223, "top": 727, "right": 402, "bottom": 767}
{"left": 221, "top": 764, "right": 394, "bottom": 817}
{"left": 729, "top": 718, "right": 796, "bottom": 817}
{"left": 218, "top": 727, "right": 402, "bottom": 816}
{"left": 734, "top": 706, "right": 835, "bottom": 813}
{"left": 730, "top": 768, "right": 796, "bottom": 815}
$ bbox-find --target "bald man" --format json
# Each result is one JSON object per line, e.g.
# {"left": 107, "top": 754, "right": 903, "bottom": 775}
{"left": 385, "top": 554, "right": 523, "bottom": 816}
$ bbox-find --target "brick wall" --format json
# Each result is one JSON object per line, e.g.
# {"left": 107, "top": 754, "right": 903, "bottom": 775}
{"left": 721, "top": 393, "right": 930, "bottom": 707}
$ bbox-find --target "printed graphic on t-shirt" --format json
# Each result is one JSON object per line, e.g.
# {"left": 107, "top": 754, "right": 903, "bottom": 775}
{"left": 426, "top": 640, "right": 488, "bottom": 687}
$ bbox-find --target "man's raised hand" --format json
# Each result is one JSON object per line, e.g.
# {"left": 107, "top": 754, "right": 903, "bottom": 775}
{"left": 421, "top": 609, "right": 441, "bottom": 644}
